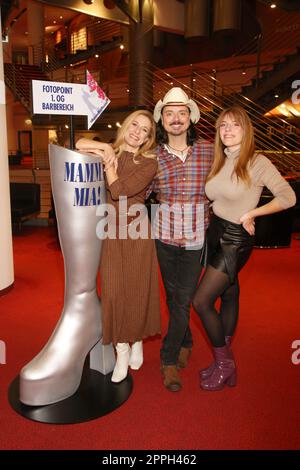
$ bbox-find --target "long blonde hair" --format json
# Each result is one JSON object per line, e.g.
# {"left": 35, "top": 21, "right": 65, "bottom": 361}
{"left": 208, "top": 106, "right": 256, "bottom": 185}
{"left": 113, "top": 110, "right": 156, "bottom": 161}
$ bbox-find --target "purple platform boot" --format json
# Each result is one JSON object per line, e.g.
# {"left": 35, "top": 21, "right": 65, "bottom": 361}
{"left": 200, "top": 344, "right": 236, "bottom": 391}
{"left": 200, "top": 336, "right": 232, "bottom": 380}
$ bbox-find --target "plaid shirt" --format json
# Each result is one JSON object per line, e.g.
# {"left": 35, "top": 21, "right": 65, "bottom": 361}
{"left": 149, "top": 140, "right": 214, "bottom": 248}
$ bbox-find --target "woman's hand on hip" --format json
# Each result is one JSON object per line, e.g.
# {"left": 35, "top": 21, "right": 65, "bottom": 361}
{"left": 240, "top": 212, "right": 255, "bottom": 236}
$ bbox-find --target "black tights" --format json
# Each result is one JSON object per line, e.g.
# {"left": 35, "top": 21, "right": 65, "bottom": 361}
{"left": 192, "top": 265, "right": 240, "bottom": 347}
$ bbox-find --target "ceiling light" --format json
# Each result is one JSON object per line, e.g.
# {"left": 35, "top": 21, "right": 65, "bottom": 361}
{"left": 270, "top": 3, "right": 276, "bottom": 8}
{"left": 108, "top": 124, "right": 112, "bottom": 128}
{"left": 116, "top": 122, "right": 121, "bottom": 128}
{"left": 120, "top": 44, "right": 124, "bottom": 50}
{"left": 95, "top": 54, "right": 99, "bottom": 58}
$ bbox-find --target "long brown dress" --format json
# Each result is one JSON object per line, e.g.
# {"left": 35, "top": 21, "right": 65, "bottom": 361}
{"left": 100, "top": 151, "right": 161, "bottom": 344}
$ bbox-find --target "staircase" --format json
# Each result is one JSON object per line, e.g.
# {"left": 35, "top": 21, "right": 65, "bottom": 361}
{"left": 3, "top": 16, "right": 126, "bottom": 122}
{"left": 4, "top": 4, "right": 300, "bottom": 175}
{"left": 41, "top": 18, "right": 124, "bottom": 72}
{"left": 143, "top": 62, "right": 300, "bottom": 176}
{"left": 4, "top": 64, "right": 49, "bottom": 113}
{"left": 241, "top": 47, "right": 300, "bottom": 109}
{"left": 239, "top": 9, "right": 300, "bottom": 109}
{"left": 47, "top": 38, "right": 122, "bottom": 71}
{"left": 6, "top": 59, "right": 300, "bottom": 172}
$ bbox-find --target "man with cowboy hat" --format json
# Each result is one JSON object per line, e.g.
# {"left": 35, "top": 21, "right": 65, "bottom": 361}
{"left": 150, "top": 87, "right": 214, "bottom": 392}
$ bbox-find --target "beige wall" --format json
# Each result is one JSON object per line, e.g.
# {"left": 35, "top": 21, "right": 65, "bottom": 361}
{"left": 154, "top": 0, "right": 184, "bottom": 33}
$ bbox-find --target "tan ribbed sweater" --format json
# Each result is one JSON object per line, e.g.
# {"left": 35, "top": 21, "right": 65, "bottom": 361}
{"left": 205, "top": 148, "right": 296, "bottom": 224}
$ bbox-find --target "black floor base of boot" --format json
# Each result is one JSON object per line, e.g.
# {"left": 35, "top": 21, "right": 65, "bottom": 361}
{"left": 8, "top": 363, "right": 133, "bottom": 425}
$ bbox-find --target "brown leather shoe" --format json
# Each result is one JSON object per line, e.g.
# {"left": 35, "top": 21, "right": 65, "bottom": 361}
{"left": 160, "top": 365, "right": 182, "bottom": 392}
{"left": 177, "top": 347, "right": 192, "bottom": 369}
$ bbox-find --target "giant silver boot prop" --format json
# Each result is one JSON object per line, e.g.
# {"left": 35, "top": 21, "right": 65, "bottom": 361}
{"left": 19, "top": 144, "right": 115, "bottom": 406}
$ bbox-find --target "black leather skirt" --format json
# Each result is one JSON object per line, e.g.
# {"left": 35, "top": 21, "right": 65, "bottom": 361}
{"left": 204, "top": 213, "right": 255, "bottom": 283}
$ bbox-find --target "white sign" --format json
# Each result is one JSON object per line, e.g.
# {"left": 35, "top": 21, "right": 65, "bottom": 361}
{"left": 32, "top": 71, "right": 110, "bottom": 129}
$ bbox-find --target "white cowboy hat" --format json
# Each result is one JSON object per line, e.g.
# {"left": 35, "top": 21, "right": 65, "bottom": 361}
{"left": 153, "top": 87, "right": 200, "bottom": 123}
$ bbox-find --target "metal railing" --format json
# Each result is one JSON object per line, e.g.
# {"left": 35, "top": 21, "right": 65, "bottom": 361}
{"left": 5, "top": 58, "right": 299, "bottom": 160}
{"left": 143, "top": 63, "right": 300, "bottom": 170}
{"left": 32, "top": 18, "right": 123, "bottom": 75}
{"left": 231, "top": 8, "right": 300, "bottom": 88}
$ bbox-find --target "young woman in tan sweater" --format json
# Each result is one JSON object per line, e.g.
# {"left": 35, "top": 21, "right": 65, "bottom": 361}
{"left": 192, "top": 106, "right": 296, "bottom": 391}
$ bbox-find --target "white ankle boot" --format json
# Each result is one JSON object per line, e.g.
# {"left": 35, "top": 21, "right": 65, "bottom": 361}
{"left": 129, "top": 341, "right": 143, "bottom": 370}
{"left": 111, "top": 343, "right": 131, "bottom": 383}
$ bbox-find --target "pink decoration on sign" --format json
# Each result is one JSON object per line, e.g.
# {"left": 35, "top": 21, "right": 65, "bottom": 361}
{"left": 87, "top": 72, "right": 106, "bottom": 101}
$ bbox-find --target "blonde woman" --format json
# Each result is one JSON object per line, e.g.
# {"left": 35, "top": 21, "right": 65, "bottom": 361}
{"left": 76, "top": 110, "right": 161, "bottom": 383}
{"left": 192, "top": 106, "right": 296, "bottom": 391}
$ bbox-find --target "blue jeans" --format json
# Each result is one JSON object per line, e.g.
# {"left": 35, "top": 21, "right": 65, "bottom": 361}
{"left": 155, "top": 240, "right": 203, "bottom": 365}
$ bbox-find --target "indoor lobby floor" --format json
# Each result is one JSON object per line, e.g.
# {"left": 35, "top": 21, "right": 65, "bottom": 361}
{"left": 0, "top": 226, "right": 300, "bottom": 450}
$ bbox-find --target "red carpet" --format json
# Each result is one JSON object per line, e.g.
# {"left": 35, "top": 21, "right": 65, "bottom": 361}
{"left": 0, "top": 226, "right": 300, "bottom": 450}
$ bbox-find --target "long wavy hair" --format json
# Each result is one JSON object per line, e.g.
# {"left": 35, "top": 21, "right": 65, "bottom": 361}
{"left": 113, "top": 110, "right": 156, "bottom": 161}
{"left": 156, "top": 120, "right": 198, "bottom": 146}
{"left": 207, "top": 106, "right": 256, "bottom": 185}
